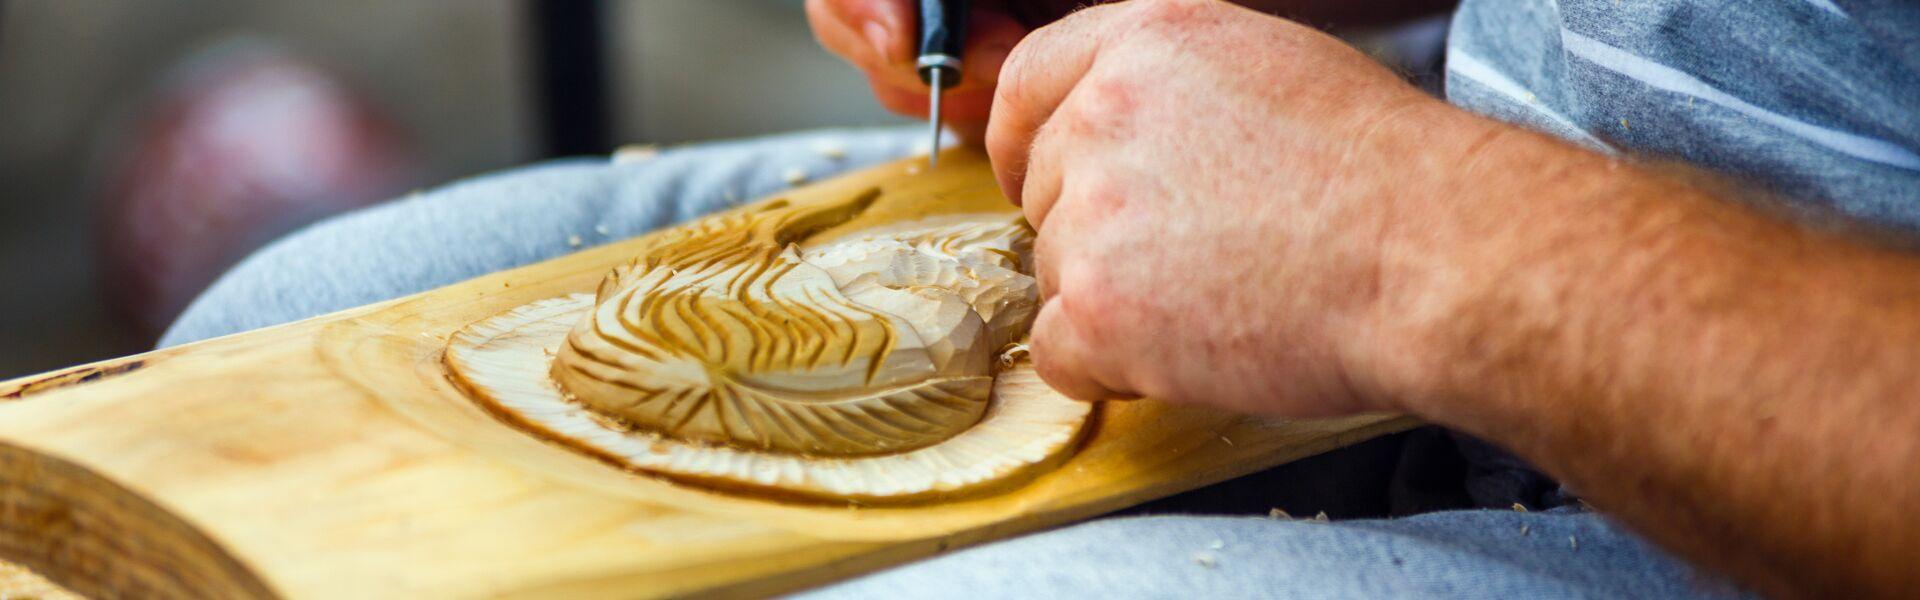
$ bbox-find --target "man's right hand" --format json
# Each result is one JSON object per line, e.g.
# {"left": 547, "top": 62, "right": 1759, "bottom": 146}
{"left": 803, "top": 0, "right": 1051, "bottom": 142}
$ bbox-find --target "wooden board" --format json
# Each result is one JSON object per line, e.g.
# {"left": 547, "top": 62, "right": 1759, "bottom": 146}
{"left": 0, "top": 149, "right": 1417, "bottom": 599}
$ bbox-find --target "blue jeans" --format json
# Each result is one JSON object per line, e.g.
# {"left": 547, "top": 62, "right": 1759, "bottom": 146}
{"left": 163, "top": 130, "right": 1743, "bottom": 599}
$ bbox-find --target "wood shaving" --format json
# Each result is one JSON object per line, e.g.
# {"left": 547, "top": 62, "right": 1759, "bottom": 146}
{"left": 815, "top": 141, "right": 848, "bottom": 160}
{"left": 783, "top": 167, "right": 810, "bottom": 185}
{"left": 567, "top": 235, "right": 583, "bottom": 248}
{"left": 1192, "top": 552, "right": 1218, "bottom": 568}
{"left": 1268, "top": 507, "right": 1292, "bottom": 519}
{"left": 613, "top": 144, "right": 660, "bottom": 164}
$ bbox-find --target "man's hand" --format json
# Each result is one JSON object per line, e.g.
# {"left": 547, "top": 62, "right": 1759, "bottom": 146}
{"left": 989, "top": 0, "right": 1477, "bottom": 416}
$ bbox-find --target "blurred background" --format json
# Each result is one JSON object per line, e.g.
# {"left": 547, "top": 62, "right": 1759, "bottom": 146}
{"left": 0, "top": 1, "right": 910, "bottom": 378}
{"left": 0, "top": 1, "right": 1442, "bottom": 379}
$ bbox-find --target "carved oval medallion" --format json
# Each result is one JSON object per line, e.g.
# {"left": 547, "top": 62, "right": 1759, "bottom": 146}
{"left": 552, "top": 192, "right": 1038, "bottom": 455}
{"left": 445, "top": 188, "right": 1089, "bottom": 502}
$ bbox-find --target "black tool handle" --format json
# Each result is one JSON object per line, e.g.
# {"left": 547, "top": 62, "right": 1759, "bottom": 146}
{"left": 916, "top": 0, "right": 968, "bottom": 87}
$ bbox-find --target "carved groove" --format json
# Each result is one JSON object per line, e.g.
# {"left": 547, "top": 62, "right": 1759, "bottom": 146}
{"left": 551, "top": 190, "right": 1040, "bottom": 456}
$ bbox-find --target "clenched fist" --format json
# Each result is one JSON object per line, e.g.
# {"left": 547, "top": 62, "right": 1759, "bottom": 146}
{"left": 990, "top": 0, "right": 1496, "bottom": 417}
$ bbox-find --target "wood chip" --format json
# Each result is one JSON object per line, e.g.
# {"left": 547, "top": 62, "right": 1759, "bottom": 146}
{"left": 1569, "top": 535, "right": 1579, "bottom": 551}
{"left": 1312, "top": 511, "right": 1329, "bottom": 522}
{"left": 783, "top": 167, "right": 810, "bottom": 185}
{"left": 1268, "top": 507, "right": 1291, "bottom": 519}
{"left": 1512, "top": 502, "right": 1528, "bottom": 512}
{"left": 613, "top": 144, "right": 660, "bottom": 164}
{"left": 815, "top": 141, "right": 848, "bottom": 160}
{"left": 1519, "top": 524, "right": 1530, "bottom": 536}
{"left": 567, "top": 235, "right": 583, "bottom": 248}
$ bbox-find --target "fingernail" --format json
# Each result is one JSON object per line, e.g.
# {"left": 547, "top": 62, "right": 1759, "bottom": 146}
{"left": 863, "top": 20, "right": 894, "bottom": 65}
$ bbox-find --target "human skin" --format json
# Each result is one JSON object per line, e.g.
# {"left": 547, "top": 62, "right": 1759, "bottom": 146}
{"left": 802, "top": 0, "right": 1452, "bottom": 142}
{"left": 819, "top": 0, "right": 1920, "bottom": 596}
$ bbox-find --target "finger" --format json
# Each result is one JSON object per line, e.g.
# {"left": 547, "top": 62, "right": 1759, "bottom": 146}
{"left": 1015, "top": 118, "right": 1069, "bottom": 229}
{"left": 811, "top": 1, "right": 1029, "bottom": 99}
{"left": 805, "top": 0, "right": 912, "bottom": 72}
{"left": 985, "top": 2, "right": 1130, "bottom": 210}
{"left": 859, "top": 4, "right": 1024, "bottom": 123}
{"left": 1029, "top": 300, "right": 1130, "bottom": 401}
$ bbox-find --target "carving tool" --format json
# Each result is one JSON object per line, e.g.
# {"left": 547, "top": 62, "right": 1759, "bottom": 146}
{"left": 917, "top": 0, "right": 967, "bottom": 168}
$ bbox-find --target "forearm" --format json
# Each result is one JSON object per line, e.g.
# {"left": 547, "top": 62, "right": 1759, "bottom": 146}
{"left": 1004, "top": 1, "right": 1455, "bottom": 30}
{"left": 1235, "top": 0, "right": 1457, "bottom": 27}
{"left": 1383, "top": 112, "right": 1920, "bottom": 597}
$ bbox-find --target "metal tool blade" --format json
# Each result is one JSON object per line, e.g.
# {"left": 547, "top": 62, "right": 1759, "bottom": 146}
{"left": 927, "top": 76, "right": 944, "bottom": 169}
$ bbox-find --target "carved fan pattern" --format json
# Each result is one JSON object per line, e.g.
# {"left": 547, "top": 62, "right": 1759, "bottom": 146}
{"left": 550, "top": 190, "right": 1039, "bottom": 456}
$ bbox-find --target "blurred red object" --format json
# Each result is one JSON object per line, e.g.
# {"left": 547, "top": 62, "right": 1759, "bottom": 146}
{"left": 97, "top": 41, "right": 418, "bottom": 339}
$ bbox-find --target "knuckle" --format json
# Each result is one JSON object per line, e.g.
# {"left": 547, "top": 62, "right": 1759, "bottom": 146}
{"left": 1074, "top": 171, "right": 1132, "bottom": 217}
{"left": 1085, "top": 77, "right": 1139, "bottom": 112}
{"left": 998, "top": 21, "right": 1052, "bottom": 81}
{"left": 1131, "top": 0, "right": 1212, "bottom": 25}
{"left": 1056, "top": 77, "right": 1139, "bottom": 137}
{"left": 994, "top": 49, "right": 1037, "bottom": 108}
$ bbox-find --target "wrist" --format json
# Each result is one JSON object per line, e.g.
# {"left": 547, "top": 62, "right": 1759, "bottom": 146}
{"left": 1346, "top": 106, "right": 1620, "bottom": 419}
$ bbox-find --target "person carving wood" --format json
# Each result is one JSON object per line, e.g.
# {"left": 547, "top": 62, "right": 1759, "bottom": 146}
{"left": 161, "top": 0, "right": 1920, "bottom": 597}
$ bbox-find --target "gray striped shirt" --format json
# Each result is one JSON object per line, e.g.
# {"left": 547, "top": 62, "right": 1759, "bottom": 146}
{"left": 1446, "top": 0, "right": 1920, "bottom": 228}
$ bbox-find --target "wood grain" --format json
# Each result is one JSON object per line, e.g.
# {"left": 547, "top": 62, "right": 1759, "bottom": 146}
{"left": 0, "top": 149, "right": 1417, "bottom": 598}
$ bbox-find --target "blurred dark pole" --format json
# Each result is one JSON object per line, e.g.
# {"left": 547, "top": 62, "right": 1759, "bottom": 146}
{"left": 528, "top": 0, "right": 613, "bottom": 158}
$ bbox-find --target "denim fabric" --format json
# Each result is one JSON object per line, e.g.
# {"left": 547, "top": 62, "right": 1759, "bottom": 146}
{"left": 159, "top": 129, "right": 923, "bottom": 347}
{"left": 1448, "top": 0, "right": 1920, "bottom": 228}
{"left": 803, "top": 510, "right": 1742, "bottom": 599}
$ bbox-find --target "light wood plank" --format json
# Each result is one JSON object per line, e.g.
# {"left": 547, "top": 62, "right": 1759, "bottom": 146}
{"left": 0, "top": 149, "right": 1417, "bottom": 598}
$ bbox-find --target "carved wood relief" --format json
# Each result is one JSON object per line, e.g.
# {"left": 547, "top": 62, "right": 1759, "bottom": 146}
{"left": 444, "top": 188, "right": 1092, "bottom": 502}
